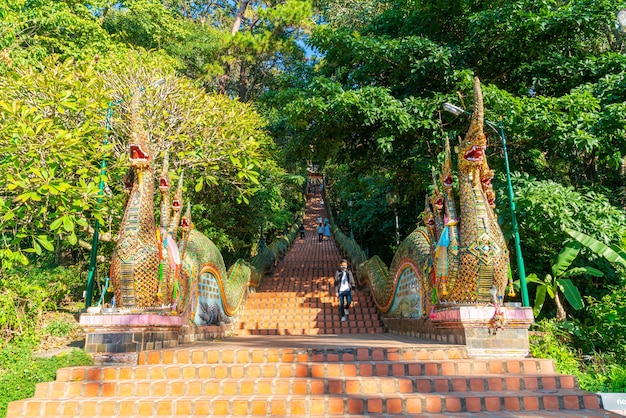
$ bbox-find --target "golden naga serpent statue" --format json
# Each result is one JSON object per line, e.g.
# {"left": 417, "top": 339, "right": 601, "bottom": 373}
{"left": 109, "top": 90, "right": 248, "bottom": 323}
{"left": 361, "top": 77, "right": 511, "bottom": 313}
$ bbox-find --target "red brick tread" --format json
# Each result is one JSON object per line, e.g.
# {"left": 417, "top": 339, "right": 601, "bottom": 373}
{"left": 8, "top": 389, "right": 610, "bottom": 416}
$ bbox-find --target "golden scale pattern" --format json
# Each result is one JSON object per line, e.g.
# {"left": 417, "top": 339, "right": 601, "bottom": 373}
{"left": 110, "top": 91, "right": 160, "bottom": 308}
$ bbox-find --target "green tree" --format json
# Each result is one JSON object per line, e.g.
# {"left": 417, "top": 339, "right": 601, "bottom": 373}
{"left": 0, "top": 56, "right": 111, "bottom": 263}
{"left": 525, "top": 241, "right": 602, "bottom": 321}
{"left": 0, "top": 0, "right": 123, "bottom": 69}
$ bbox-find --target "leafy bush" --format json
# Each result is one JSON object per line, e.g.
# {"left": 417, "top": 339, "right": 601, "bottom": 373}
{"left": 0, "top": 275, "right": 50, "bottom": 348}
{"left": 504, "top": 177, "right": 626, "bottom": 301}
{"left": 0, "top": 342, "right": 92, "bottom": 418}
{"left": 9, "top": 265, "right": 86, "bottom": 307}
{"left": 42, "top": 318, "right": 79, "bottom": 338}
{"left": 578, "top": 354, "right": 626, "bottom": 393}
{"left": 584, "top": 285, "right": 626, "bottom": 361}
{"left": 530, "top": 318, "right": 626, "bottom": 393}
{"left": 0, "top": 264, "right": 87, "bottom": 348}
{"left": 529, "top": 319, "right": 582, "bottom": 377}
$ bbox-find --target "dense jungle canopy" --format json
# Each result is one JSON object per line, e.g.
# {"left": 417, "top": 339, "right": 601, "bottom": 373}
{"left": 2, "top": 0, "right": 626, "bottom": 335}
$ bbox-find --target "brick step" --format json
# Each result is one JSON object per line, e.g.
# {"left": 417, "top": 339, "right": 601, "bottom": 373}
{"left": 245, "top": 297, "right": 374, "bottom": 303}
{"left": 243, "top": 304, "right": 375, "bottom": 310}
{"left": 235, "top": 313, "right": 383, "bottom": 328}
{"left": 135, "top": 346, "right": 474, "bottom": 365}
{"left": 56, "top": 360, "right": 557, "bottom": 382}
{"left": 133, "top": 344, "right": 478, "bottom": 366}
{"left": 8, "top": 390, "right": 603, "bottom": 416}
{"left": 238, "top": 313, "right": 380, "bottom": 320}
{"left": 238, "top": 327, "right": 386, "bottom": 335}
{"left": 239, "top": 306, "right": 377, "bottom": 312}
{"left": 34, "top": 373, "right": 579, "bottom": 398}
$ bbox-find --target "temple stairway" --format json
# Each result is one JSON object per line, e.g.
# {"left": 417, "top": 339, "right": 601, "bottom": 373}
{"left": 6, "top": 196, "right": 616, "bottom": 417}
{"left": 237, "top": 196, "right": 385, "bottom": 335}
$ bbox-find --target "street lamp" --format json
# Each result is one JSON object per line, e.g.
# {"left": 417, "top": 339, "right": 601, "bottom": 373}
{"left": 348, "top": 200, "right": 354, "bottom": 240}
{"left": 85, "top": 78, "right": 166, "bottom": 308}
{"left": 443, "top": 101, "right": 529, "bottom": 307}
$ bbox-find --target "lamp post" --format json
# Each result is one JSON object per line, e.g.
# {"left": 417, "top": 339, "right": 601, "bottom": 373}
{"left": 443, "top": 102, "right": 529, "bottom": 307}
{"left": 85, "top": 78, "right": 166, "bottom": 308}
{"left": 348, "top": 200, "right": 354, "bottom": 240}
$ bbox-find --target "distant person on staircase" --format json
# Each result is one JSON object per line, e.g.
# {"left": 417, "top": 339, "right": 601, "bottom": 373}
{"left": 334, "top": 259, "right": 355, "bottom": 322}
{"left": 323, "top": 220, "right": 331, "bottom": 241}
{"left": 299, "top": 223, "right": 305, "bottom": 239}
{"left": 317, "top": 222, "right": 323, "bottom": 242}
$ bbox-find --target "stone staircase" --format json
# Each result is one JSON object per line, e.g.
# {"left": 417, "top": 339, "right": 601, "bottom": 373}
{"left": 237, "top": 195, "right": 385, "bottom": 336}
{"left": 6, "top": 196, "right": 615, "bottom": 417}
{"left": 6, "top": 343, "right": 612, "bottom": 416}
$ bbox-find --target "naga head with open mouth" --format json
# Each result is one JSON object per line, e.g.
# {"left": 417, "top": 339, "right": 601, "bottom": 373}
{"left": 172, "top": 171, "right": 184, "bottom": 213}
{"left": 463, "top": 144, "right": 485, "bottom": 163}
{"left": 430, "top": 167, "right": 444, "bottom": 211}
{"left": 441, "top": 135, "right": 455, "bottom": 191}
{"left": 129, "top": 143, "right": 151, "bottom": 168}
{"left": 181, "top": 202, "right": 193, "bottom": 232}
{"left": 423, "top": 195, "right": 436, "bottom": 230}
{"left": 424, "top": 210, "right": 436, "bottom": 228}
{"left": 433, "top": 195, "right": 444, "bottom": 211}
{"left": 459, "top": 77, "right": 487, "bottom": 168}
{"left": 159, "top": 151, "right": 170, "bottom": 192}
{"left": 128, "top": 88, "right": 153, "bottom": 169}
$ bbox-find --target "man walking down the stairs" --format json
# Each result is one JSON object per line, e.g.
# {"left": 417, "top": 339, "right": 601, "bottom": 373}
{"left": 335, "top": 259, "right": 356, "bottom": 322}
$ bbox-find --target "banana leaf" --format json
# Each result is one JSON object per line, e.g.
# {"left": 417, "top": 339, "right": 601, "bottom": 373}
{"left": 556, "top": 278, "right": 584, "bottom": 310}
{"left": 552, "top": 241, "right": 581, "bottom": 278}
{"left": 534, "top": 285, "right": 547, "bottom": 317}
{"left": 565, "top": 228, "right": 626, "bottom": 268}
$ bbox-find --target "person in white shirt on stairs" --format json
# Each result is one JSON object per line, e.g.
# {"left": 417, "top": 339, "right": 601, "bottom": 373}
{"left": 334, "top": 259, "right": 355, "bottom": 322}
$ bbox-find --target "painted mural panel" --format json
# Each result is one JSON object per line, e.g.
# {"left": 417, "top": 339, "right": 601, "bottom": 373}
{"left": 388, "top": 263, "right": 423, "bottom": 318}
{"left": 194, "top": 270, "right": 226, "bottom": 325}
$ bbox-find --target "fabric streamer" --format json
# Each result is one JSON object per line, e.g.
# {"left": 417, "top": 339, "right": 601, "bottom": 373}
{"left": 167, "top": 234, "right": 181, "bottom": 269}
{"left": 435, "top": 226, "right": 450, "bottom": 277}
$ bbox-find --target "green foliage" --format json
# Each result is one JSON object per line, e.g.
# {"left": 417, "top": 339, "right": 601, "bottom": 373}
{"left": 0, "top": 343, "right": 92, "bottom": 418}
{"left": 565, "top": 228, "right": 626, "bottom": 268}
{"left": 585, "top": 286, "right": 626, "bottom": 362}
{"left": 0, "top": 56, "right": 111, "bottom": 260}
{"left": 103, "top": 0, "right": 189, "bottom": 51}
{"left": 530, "top": 319, "right": 626, "bottom": 393}
{"left": 10, "top": 265, "right": 86, "bottom": 307}
{"left": 0, "top": 0, "right": 123, "bottom": 69}
{"left": 506, "top": 177, "right": 626, "bottom": 286}
{"left": 529, "top": 319, "right": 583, "bottom": 378}
{"left": 0, "top": 274, "right": 53, "bottom": 347}
{"left": 0, "top": 264, "right": 84, "bottom": 347}
{"left": 42, "top": 318, "right": 78, "bottom": 338}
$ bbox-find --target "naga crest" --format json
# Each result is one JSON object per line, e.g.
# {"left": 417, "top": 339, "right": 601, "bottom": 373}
{"left": 441, "top": 136, "right": 454, "bottom": 191}
{"left": 159, "top": 150, "right": 170, "bottom": 192}
{"left": 430, "top": 168, "right": 444, "bottom": 211}
{"left": 181, "top": 203, "right": 193, "bottom": 232}
{"left": 458, "top": 77, "right": 487, "bottom": 178}
{"left": 128, "top": 91, "right": 152, "bottom": 169}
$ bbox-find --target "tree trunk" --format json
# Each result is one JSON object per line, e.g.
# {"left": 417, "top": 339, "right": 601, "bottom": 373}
{"left": 231, "top": 0, "right": 250, "bottom": 36}
{"left": 554, "top": 291, "right": 567, "bottom": 321}
{"left": 219, "top": 0, "right": 251, "bottom": 94}
{"left": 239, "top": 61, "right": 248, "bottom": 102}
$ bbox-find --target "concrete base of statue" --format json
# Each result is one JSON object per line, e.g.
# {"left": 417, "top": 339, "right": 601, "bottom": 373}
{"left": 79, "top": 310, "right": 184, "bottom": 363}
{"left": 384, "top": 304, "right": 534, "bottom": 358}
{"left": 79, "top": 310, "right": 234, "bottom": 364}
